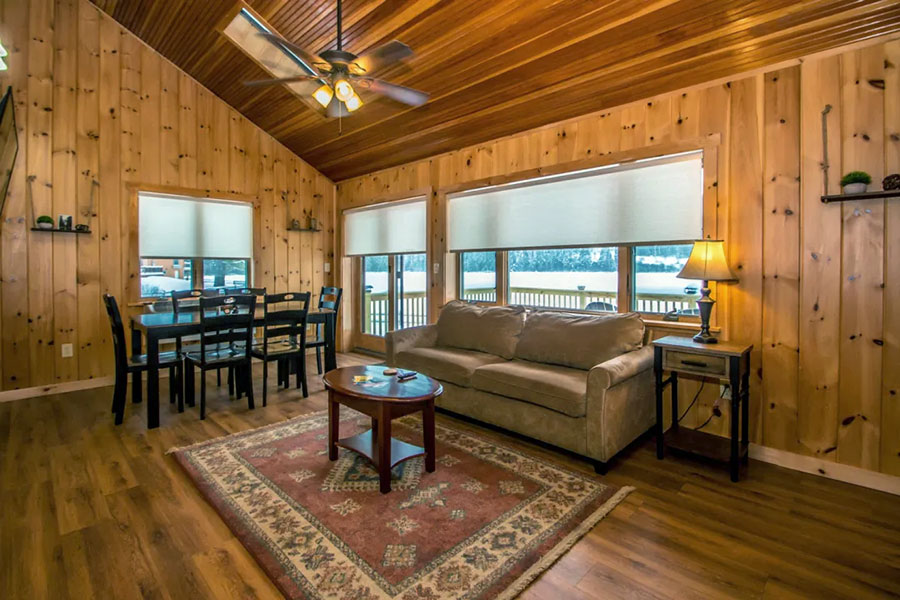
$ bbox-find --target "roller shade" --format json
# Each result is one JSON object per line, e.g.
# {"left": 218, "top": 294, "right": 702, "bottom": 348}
{"left": 447, "top": 151, "right": 703, "bottom": 252}
{"left": 139, "top": 192, "right": 253, "bottom": 258}
{"left": 344, "top": 197, "right": 427, "bottom": 256}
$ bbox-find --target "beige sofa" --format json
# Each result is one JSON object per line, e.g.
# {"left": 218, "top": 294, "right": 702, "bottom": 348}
{"left": 386, "top": 301, "right": 655, "bottom": 472}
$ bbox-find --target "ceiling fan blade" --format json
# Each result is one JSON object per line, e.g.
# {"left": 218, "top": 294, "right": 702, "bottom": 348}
{"left": 364, "top": 79, "right": 429, "bottom": 106}
{"left": 325, "top": 95, "right": 350, "bottom": 118}
{"left": 243, "top": 76, "right": 321, "bottom": 87}
{"left": 352, "top": 41, "right": 413, "bottom": 75}
{"left": 256, "top": 31, "right": 321, "bottom": 72}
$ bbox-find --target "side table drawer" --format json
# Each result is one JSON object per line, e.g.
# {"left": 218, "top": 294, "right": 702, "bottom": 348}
{"left": 663, "top": 350, "right": 728, "bottom": 378}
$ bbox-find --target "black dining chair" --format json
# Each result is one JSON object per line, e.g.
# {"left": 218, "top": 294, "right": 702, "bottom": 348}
{"left": 103, "top": 294, "right": 182, "bottom": 425}
{"left": 172, "top": 288, "right": 224, "bottom": 387}
{"left": 307, "top": 286, "right": 342, "bottom": 374}
{"left": 250, "top": 291, "right": 311, "bottom": 407}
{"left": 183, "top": 294, "right": 257, "bottom": 420}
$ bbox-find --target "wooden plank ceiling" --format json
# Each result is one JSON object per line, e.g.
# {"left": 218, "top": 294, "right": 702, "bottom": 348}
{"left": 91, "top": 0, "right": 900, "bottom": 181}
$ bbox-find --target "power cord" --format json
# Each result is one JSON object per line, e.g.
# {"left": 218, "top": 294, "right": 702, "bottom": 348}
{"left": 677, "top": 380, "right": 705, "bottom": 423}
{"left": 695, "top": 385, "right": 727, "bottom": 431}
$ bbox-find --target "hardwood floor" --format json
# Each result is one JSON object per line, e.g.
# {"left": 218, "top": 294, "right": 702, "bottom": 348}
{"left": 1, "top": 352, "right": 898, "bottom": 599}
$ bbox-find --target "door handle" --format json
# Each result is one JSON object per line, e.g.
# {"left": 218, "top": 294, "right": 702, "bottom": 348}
{"left": 681, "top": 359, "right": 708, "bottom": 368}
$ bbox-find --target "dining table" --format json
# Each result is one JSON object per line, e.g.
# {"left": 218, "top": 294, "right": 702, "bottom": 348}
{"left": 130, "top": 307, "right": 336, "bottom": 429}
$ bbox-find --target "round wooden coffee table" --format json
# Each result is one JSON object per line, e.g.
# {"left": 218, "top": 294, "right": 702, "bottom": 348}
{"left": 323, "top": 365, "right": 443, "bottom": 493}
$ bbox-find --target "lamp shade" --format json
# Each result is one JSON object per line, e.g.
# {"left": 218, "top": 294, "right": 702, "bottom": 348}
{"left": 677, "top": 240, "right": 738, "bottom": 282}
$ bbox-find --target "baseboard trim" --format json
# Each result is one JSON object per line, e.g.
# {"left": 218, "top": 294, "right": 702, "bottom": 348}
{"left": 750, "top": 444, "right": 900, "bottom": 496}
{"left": 0, "top": 369, "right": 174, "bottom": 404}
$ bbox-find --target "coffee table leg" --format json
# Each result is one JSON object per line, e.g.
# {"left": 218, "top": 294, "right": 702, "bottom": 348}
{"left": 423, "top": 398, "right": 436, "bottom": 473}
{"left": 328, "top": 392, "right": 339, "bottom": 461}
{"left": 379, "top": 404, "right": 392, "bottom": 494}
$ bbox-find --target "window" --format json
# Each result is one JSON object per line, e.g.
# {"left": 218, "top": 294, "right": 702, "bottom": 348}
{"left": 138, "top": 192, "right": 253, "bottom": 298}
{"left": 460, "top": 251, "right": 497, "bottom": 302}
{"left": 632, "top": 244, "right": 700, "bottom": 315}
{"left": 507, "top": 248, "right": 618, "bottom": 311}
{"left": 347, "top": 197, "right": 428, "bottom": 339}
{"left": 450, "top": 151, "right": 706, "bottom": 318}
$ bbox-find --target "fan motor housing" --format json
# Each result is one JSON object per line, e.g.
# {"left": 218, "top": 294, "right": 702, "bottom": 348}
{"left": 320, "top": 49, "right": 359, "bottom": 66}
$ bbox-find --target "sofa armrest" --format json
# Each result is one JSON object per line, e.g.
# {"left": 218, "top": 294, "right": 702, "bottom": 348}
{"left": 587, "top": 344, "right": 654, "bottom": 392}
{"left": 385, "top": 324, "right": 437, "bottom": 366}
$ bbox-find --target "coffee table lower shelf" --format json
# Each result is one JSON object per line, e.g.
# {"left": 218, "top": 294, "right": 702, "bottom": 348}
{"left": 337, "top": 429, "right": 426, "bottom": 470}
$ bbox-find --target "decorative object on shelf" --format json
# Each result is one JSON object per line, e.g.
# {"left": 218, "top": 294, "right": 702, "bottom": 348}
{"left": 75, "top": 223, "right": 90, "bottom": 232}
{"left": 36, "top": 215, "right": 54, "bottom": 230}
{"left": 676, "top": 240, "right": 738, "bottom": 344}
{"left": 883, "top": 173, "right": 900, "bottom": 191}
{"left": 58, "top": 214, "right": 73, "bottom": 231}
{"left": 290, "top": 218, "right": 301, "bottom": 230}
{"left": 840, "top": 170, "right": 872, "bottom": 194}
{"left": 308, "top": 216, "right": 318, "bottom": 231}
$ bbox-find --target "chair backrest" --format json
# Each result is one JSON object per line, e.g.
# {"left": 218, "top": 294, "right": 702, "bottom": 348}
{"left": 318, "top": 286, "right": 343, "bottom": 312}
{"left": 172, "top": 288, "right": 220, "bottom": 314}
{"left": 263, "top": 291, "right": 311, "bottom": 349}
{"left": 103, "top": 294, "right": 128, "bottom": 374}
{"left": 226, "top": 287, "right": 266, "bottom": 297}
{"left": 197, "top": 294, "right": 257, "bottom": 354}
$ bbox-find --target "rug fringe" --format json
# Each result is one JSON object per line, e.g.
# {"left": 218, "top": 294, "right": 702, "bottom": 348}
{"left": 496, "top": 485, "right": 636, "bottom": 600}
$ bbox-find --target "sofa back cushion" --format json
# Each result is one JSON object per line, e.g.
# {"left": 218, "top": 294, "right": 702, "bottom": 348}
{"left": 436, "top": 301, "right": 525, "bottom": 359}
{"left": 514, "top": 310, "right": 644, "bottom": 370}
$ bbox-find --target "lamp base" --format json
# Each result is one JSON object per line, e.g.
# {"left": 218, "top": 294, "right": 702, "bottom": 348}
{"left": 692, "top": 331, "right": 719, "bottom": 344}
{"left": 694, "top": 281, "right": 718, "bottom": 344}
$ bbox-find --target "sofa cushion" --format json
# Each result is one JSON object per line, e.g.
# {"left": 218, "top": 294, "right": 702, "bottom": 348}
{"left": 514, "top": 311, "right": 644, "bottom": 370}
{"left": 471, "top": 360, "right": 588, "bottom": 418}
{"left": 395, "top": 346, "right": 507, "bottom": 387}
{"left": 435, "top": 301, "right": 525, "bottom": 359}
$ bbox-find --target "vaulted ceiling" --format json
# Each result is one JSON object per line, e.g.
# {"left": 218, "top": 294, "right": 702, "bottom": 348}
{"left": 91, "top": 0, "right": 900, "bottom": 181}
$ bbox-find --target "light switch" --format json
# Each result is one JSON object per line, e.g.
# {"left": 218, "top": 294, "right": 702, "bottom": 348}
{"left": 324, "top": 262, "right": 331, "bottom": 273}
{"left": 61, "top": 343, "right": 74, "bottom": 358}
{"left": 433, "top": 263, "right": 440, "bottom": 274}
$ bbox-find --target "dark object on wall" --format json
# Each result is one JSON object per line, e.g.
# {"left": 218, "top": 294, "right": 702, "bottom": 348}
{"left": 0, "top": 86, "right": 18, "bottom": 219}
{"left": 884, "top": 174, "right": 900, "bottom": 191}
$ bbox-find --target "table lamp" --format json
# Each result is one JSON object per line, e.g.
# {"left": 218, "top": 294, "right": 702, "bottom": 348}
{"left": 677, "top": 240, "right": 737, "bottom": 344}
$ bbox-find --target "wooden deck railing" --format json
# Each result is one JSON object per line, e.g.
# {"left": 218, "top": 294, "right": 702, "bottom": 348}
{"left": 363, "top": 287, "right": 695, "bottom": 336}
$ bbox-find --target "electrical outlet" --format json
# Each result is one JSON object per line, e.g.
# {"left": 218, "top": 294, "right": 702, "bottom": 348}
{"left": 61, "top": 343, "right": 74, "bottom": 358}
{"left": 324, "top": 262, "right": 331, "bottom": 273}
{"left": 433, "top": 263, "right": 440, "bottom": 274}
{"left": 720, "top": 383, "right": 731, "bottom": 400}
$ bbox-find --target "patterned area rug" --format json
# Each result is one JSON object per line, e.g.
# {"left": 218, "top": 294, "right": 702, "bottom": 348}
{"left": 172, "top": 411, "right": 633, "bottom": 599}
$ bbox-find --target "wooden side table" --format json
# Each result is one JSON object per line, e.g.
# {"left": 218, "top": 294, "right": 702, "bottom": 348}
{"left": 652, "top": 336, "right": 753, "bottom": 482}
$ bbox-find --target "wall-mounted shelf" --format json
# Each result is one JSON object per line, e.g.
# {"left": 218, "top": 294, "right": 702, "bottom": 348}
{"left": 286, "top": 226, "right": 321, "bottom": 233}
{"left": 31, "top": 227, "right": 92, "bottom": 234}
{"left": 821, "top": 190, "right": 900, "bottom": 203}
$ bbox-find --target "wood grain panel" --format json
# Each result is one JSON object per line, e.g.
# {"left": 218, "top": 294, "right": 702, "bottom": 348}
{"left": 761, "top": 66, "right": 802, "bottom": 453}
{"left": 837, "top": 46, "right": 885, "bottom": 470}
{"left": 84, "top": 0, "right": 900, "bottom": 180}
{"left": 798, "top": 54, "right": 842, "bottom": 460}
{"left": 0, "top": 0, "right": 335, "bottom": 390}
{"left": 338, "top": 37, "right": 900, "bottom": 475}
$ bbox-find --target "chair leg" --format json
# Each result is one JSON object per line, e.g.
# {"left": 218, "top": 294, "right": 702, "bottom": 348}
{"left": 186, "top": 363, "right": 195, "bottom": 407}
{"left": 245, "top": 364, "right": 255, "bottom": 410}
{"left": 217, "top": 368, "right": 222, "bottom": 387}
{"left": 262, "top": 358, "right": 268, "bottom": 407}
{"left": 168, "top": 366, "right": 177, "bottom": 405}
{"left": 113, "top": 374, "right": 126, "bottom": 425}
{"left": 132, "top": 370, "right": 143, "bottom": 404}
{"left": 316, "top": 346, "right": 322, "bottom": 375}
{"left": 295, "top": 356, "right": 302, "bottom": 390}
{"left": 228, "top": 366, "right": 235, "bottom": 396}
{"left": 200, "top": 370, "right": 207, "bottom": 420}
{"left": 177, "top": 365, "right": 185, "bottom": 414}
{"left": 300, "top": 353, "right": 308, "bottom": 399}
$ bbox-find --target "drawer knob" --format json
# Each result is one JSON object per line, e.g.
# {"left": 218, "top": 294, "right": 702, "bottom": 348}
{"left": 681, "top": 359, "right": 709, "bottom": 368}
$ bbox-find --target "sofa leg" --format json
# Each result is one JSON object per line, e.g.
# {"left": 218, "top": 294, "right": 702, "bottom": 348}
{"left": 593, "top": 460, "right": 609, "bottom": 475}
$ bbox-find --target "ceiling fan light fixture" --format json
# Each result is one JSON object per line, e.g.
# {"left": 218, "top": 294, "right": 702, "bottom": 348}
{"left": 312, "top": 84, "right": 334, "bottom": 107}
{"left": 344, "top": 93, "right": 363, "bottom": 112}
{"left": 334, "top": 77, "right": 354, "bottom": 102}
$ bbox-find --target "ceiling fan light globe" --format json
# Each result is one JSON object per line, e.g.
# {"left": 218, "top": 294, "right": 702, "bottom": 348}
{"left": 312, "top": 84, "right": 334, "bottom": 108}
{"left": 334, "top": 78, "right": 355, "bottom": 102}
{"left": 345, "top": 93, "right": 363, "bottom": 112}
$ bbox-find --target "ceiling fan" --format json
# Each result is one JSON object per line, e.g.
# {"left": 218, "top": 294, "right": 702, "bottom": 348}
{"left": 243, "top": 0, "right": 429, "bottom": 118}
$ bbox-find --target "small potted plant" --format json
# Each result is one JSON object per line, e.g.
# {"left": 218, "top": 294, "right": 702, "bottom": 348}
{"left": 36, "top": 215, "right": 54, "bottom": 230}
{"left": 840, "top": 171, "right": 872, "bottom": 194}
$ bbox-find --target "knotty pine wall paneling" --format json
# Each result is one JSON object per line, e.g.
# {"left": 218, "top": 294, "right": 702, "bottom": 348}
{"left": 0, "top": 0, "right": 336, "bottom": 390}
{"left": 337, "top": 36, "right": 900, "bottom": 476}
